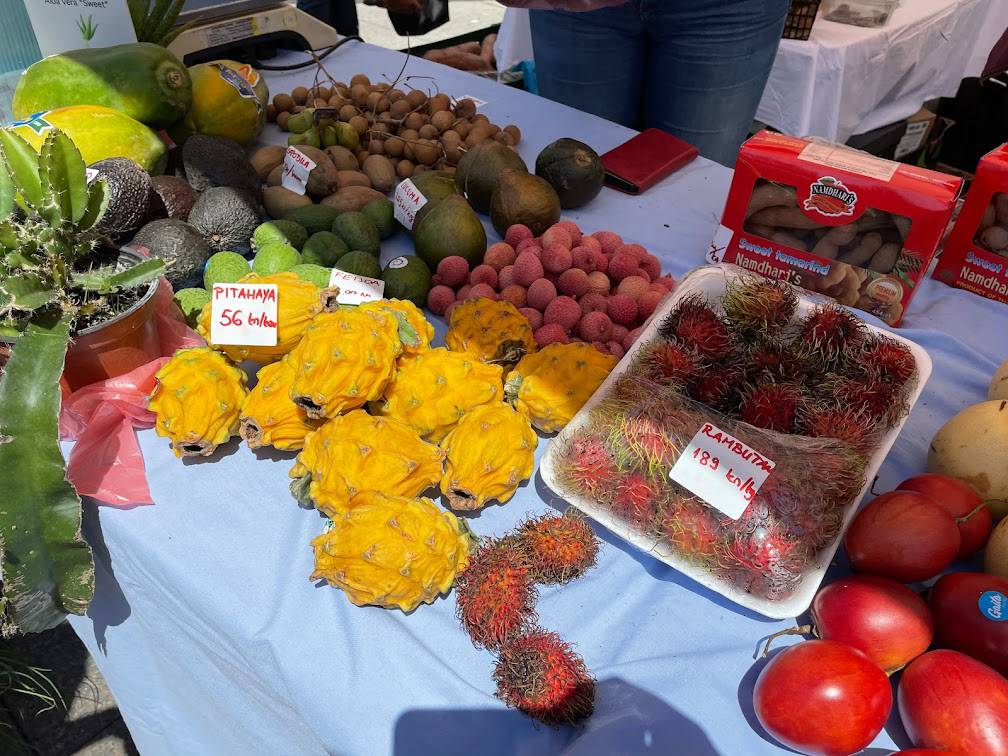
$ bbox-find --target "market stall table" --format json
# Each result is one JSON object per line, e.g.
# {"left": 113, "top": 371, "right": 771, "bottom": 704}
{"left": 65, "top": 41, "right": 1007, "bottom": 755}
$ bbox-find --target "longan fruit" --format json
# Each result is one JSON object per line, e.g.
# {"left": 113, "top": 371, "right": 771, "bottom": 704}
{"left": 427, "top": 93, "right": 451, "bottom": 113}
{"left": 390, "top": 99, "right": 412, "bottom": 120}
{"left": 339, "top": 104, "right": 358, "bottom": 122}
{"left": 334, "top": 82, "right": 350, "bottom": 97}
{"left": 473, "top": 114, "right": 490, "bottom": 125}
{"left": 454, "top": 120, "right": 472, "bottom": 139}
{"left": 413, "top": 164, "right": 427, "bottom": 175}
{"left": 313, "top": 98, "right": 329, "bottom": 109}
{"left": 495, "top": 131, "right": 515, "bottom": 147}
{"left": 266, "top": 103, "right": 277, "bottom": 122}
{"left": 404, "top": 112, "right": 426, "bottom": 131}
{"left": 385, "top": 137, "right": 404, "bottom": 158}
{"left": 413, "top": 139, "right": 440, "bottom": 166}
{"left": 430, "top": 110, "right": 455, "bottom": 132}
{"left": 405, "top": 89, "right": 427, "bottom": 110}
{"left": 317, "top": 85, "right": 332, "bottom": 100}
{"left": 349, "top": 115, "right": 368, "bottom": 135}
{"left": 356, "top": 149, "right": 370, "bottom": 165}
{"left": 396, "top": 159, "right": 414, "bottom": 179}
{"left": 377, "top": 113, "right": 398, "bottom": 128}
{"left": 386, "top": 88, "right": 405, "bottom": 102}
{"left": 366, "top": 91, "right": 383, "bottom": 110}
{"left": 372, "top": 122, "right": 391, "bottom": 136}
{"left": 273, "top": 93, "right": 295, "bottom": 112}
{"left": 465, "top": 124, "right": 493, "bottom": 148}
{"left": 419, "top": 124, "right": 439, "bottom": 140}
{"left": 373, "top": 82, "right": 391, "bottom": 93}
{"left": 276, "top": 111, "right": 290, "bottom": 129}
{"left": 399, "top": 128, "right": 419, "bottom": 143}
{"left": 504, "top": 124, "right": 521, "bottom": 144}
{"left": 442, "top": 141, "right": 462, "bottom": 164}
{"left": 350, "top": 73, "right": 371, "bottom": 87}
{"left": 376, "top": 96, "right": 390, "bottom": 113}
{"left": 292, "top": 86, "right": 309, "bottom": 104}
{"left": 351, "top": 84, "right": 369, "bottom": 106}
{"left": 369, "top": 140, "right": 385, "bottom": 155}
{"left": 453, "top": 98, "right": 476, "bottom": 119}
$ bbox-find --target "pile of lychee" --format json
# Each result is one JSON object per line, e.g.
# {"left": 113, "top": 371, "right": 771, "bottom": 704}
{"left": 425, "top": 221, "right": 676, "bottom": 358}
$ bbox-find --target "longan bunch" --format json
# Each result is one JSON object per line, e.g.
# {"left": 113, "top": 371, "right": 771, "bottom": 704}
{"left": 269, "top": 72, "right": 522, "bottom": 181}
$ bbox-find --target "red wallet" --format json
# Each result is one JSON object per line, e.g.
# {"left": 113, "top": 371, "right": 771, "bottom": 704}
{"left": 601, "top": 128, "right": 699, "bottom": 195}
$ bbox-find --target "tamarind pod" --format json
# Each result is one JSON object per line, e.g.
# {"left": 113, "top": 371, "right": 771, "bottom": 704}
{"left": 996, "top": 192, "right": 1008, "bottom": 225}
{"left": 833, "top": 266, "right": 862, "bottom": 306}
{"left": 771, "top": 230, "right": 809, "bottom": 252}
{"left": 981, "top": 201, "right": 997, "bottom": 230}
{"left": 868, "top": 242, "right": 900, "bottom": 274}
{"left": 837, "top": 231, "right": 883, "bottom": 266}
{"left": 812, "top": 223, "right": 858, "bottom": 259}
{"left": 892, "top": 214, "right": 912, "bottom": 241}
{"left": 820, "top": 260, "right": 850, "bottom": 289}
{"left": 746, "top": 223, "right": 775, "bottom": 238}
{"left": 481, "top": 34, "right": 497, "bottom": 66}
{"left": 980, "top": 225, "right": 1008, "bottom": 252}
{"left": 750, "top": 206, "right": 825, "bottom": 229}
{"left": 745, "top": 183, "right": 798, "bottom": 220}
{"left": 457, "top": 41, "right": 482, "bottom": 55}
{"left": 854, "top": 209, "right": 890, "bottom": 231}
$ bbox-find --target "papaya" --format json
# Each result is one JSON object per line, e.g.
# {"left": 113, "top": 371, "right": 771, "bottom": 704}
{"left": 6, "top": 106, "right": 167, "bottom": 175}
{"left": 12, "top": 43, "right": 192, "bottom": 129}
{"left": 180, "top": 60, "right": 268, "bottom": 147}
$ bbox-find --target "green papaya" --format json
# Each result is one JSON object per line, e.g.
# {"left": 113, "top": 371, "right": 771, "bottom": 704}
{"left": 13, "top": 43, "right": 191, "bottom": 129}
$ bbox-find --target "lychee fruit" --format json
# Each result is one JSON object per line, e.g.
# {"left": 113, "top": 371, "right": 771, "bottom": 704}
{"left": 637, "top": 290, "right": 665, "bottom": 320}
{"left": 721, "top": 276, "right": 797, "bottom": 334}
{"left": 655, "top": 275, "right": 675, "bottom": 291}
{"left": 498, "top": 265, "right": 516, "bottom": 289}
{"left": 616, "top": 275, "right": 650, "bottom": 300}
{"left": 586, "top": 271, "right": 610, "bottom": 296}
{"left": 527, "top": 278, "right": 558, "bottom": 311}
{"left": 607, "top": 341, "right": 625, "bottom": 358}
{"left": 557, "top": 268, "right": 589, "bottom": 298}
{"left": 617, "top": 243, "right": 647, "bottom": 261}
{"left": 579, "top": 311, "right": 612, "bottom": 342}
{"left": 469, "top": 264, "right": 498, "bottom": 288}
{"left": 520, "top": 307, "right": 544, "bottom": 331}
{"left": 505, "top": 224, "right": 534, "bottom": 248}
{"left": 591, "top": 230, "right": 623, "bottom": 255}
{"left": 544, "top": 296, "right": 581, "bottom": 331}
{"left": 456, "top": 284, "right": 471, "bottom": 301}
{"left": 436, "top": 256, "right": 469, "bottom": 288}
{"left": 484, "top": 242, "right": 517, "bottom": 271}
{"left": 542, "top": 226, "right": 573, "bottom": 250}
{"left": 579, "top": 235, "right": 602, "bottom": 254}
{"left": 571, "top": 246, "right": 598, "bottom": 273}
{"left": 740, "top": 382, "right": 803, "bottom": 432}
{"left": 607, "top": 293, "right": 638, "bottom": 326}
{"left": 579, "top": 292, "right": 607, "bottom": 315}
{"left": 493, "top": 630, "right": 595, "bottom": 725}
{"left": 542, "top": 243, "right": 573, "bottom": 274}
{"left": 515, "top": 237, "right": 542, "bottom": 256}
{"left": 639, "top": 254, "right": 662, "bottom": 281}
{"left": 514, "top": 252, "right": 546, "bottom": 287}
{"left": 608, "top": 253, "right": 639, "bottom": 283}
{"left": 500, "top": 284, "right": 528, "bottom": 309}
{"left": 426, "top": 285, "right": 456, "bottom": 315}
{"left": 622, "top": 326, "right": 642, "bottom": 352}
{"left": 609, "top": 323, "right": 628, "bottom": 343}
{"left": 466, "top": 283, "right": 498, "bottom": 301}
{"left": 593, "top": 251, "right": 609, "bottom": 274}
{"left": 516, "top": 512, "right": 599, "bottom": 585}
{"left": 554, "top": 220, "right": 583, "bottom": 244}
{"left": 535, "top": 323, "right": 569, "bottom": 347}
{"left": 456, "top": 541, "right": 537, "bottom": 650}
{"left": 591, "top": 341, "right": 610, "bottom": 355}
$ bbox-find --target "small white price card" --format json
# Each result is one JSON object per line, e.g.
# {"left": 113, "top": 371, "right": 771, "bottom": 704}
{"left": 393, "top": 178, "right": 428, "bottom": 229}
{"left": 209, "top": 283, "right": 278, "bottom": 347}
{"left": 85, "top": 168, "right": 99, "bottom": 184}
{"left": 282, "top": 147, "right": 316, "bottom": 195}
{"left": 669, "top": 422, "right": 776, "bottom": 520}
{"left": 328, "top": 269, "right": 385, "bottom": 305}
{"left": 456, "top": 95, "right": 487, "bottom": 108}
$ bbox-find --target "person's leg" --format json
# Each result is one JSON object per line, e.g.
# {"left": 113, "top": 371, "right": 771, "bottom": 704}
{"left": 641, "top": 0, "right": 789, "bottom": 166}
{"left": 529, "top": 4, "right": 645, "bottom": 129}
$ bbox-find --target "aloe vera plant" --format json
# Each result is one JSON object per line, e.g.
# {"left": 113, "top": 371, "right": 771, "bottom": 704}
{"left": 76, "top": 14, "right": 98, "bottom": 46}
{"left": 0, "top": 129, "right": 164, "bottom": 635}
{"left": 128, "top": 0, "right": 190, "bottom": 46}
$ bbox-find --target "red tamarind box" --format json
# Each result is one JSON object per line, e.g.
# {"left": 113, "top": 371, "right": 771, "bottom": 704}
{"left": 709, "top": 132, "right": 962, "bottom": 326}
{"left": 933, "top": 144, "right": 1008, "bottom": 303}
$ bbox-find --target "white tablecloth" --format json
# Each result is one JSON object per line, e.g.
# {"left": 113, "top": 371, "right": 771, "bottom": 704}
{"left": 495, "top": 0, "right": 1008, "bottom": 142}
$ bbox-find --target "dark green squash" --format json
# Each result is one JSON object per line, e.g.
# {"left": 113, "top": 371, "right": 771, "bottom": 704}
{"left": 535, "top": 138, "right": 605, "bottom": 209}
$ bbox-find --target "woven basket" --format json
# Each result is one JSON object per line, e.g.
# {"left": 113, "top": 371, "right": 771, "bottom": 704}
{"left": 783, "top": 0, "right": 821, "bottom": 40}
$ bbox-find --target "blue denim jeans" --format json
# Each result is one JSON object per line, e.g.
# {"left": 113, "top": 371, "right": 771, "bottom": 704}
{"left": 529, "top": 0, "right": 789, "bottom": 166}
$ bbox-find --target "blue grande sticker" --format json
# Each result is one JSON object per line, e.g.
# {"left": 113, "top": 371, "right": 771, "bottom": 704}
{"left": 979, "top": 590, "right": 1007, "bottom": 622}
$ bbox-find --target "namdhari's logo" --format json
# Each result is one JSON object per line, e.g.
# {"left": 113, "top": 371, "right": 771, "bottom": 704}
{"left": 804, "top": 176, "right": 857, "bottom": 218}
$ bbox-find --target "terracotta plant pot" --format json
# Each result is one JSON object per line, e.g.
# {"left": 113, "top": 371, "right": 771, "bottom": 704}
{"left": 1, "top": 248, "right": 160, "bottom": 392}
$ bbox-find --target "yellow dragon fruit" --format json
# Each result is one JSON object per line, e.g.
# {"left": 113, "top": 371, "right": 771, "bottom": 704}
{"left": 310, "top": 492, "right": 473, "bottom": 612}
{"left": 373, "top": 347, "right": 504, "bottom": 442}
{"left": 505, "top": 342, "right": 617, "bottom": 432}
{"left": 289, "top": 410, "right": 443, "bottom": 519}
{"left": 198, "top": 271, "right": 329, "bottom": 364}
{"left": 439, "top": 403, "right": 537, "bottom": 510}
{"left": 148, "top": 347, "right": 248, "bottom": 457}
{"left": 239, "top": 360, "right": 321, "bottom": 451}
{"left": 445, "top": 297, "right": 536, "bottom": 366}
{"left": 286, "top": 307, "right": 402, "bottom": 419}
{"left": 358, "top": 299, "right": 434, "bottom": 356}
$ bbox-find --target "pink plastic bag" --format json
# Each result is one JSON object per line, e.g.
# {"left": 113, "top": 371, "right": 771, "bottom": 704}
{"left": 60, "top": 279, "right": 205, "bottom": 506}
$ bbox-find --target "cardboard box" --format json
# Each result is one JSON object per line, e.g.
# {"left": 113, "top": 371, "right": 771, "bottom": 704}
{"left": 709, "top": 132, "right": 963, "bottom": 325}
{"left": 933, "top": 144, "right": 1008, "bottom": 303}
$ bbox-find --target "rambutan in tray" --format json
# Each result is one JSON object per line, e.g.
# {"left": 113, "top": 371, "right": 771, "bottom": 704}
{"left": 540, "top": 264, "right": 932, "bottom": 619}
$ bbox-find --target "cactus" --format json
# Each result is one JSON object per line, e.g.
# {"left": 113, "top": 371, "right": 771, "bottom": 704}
{"left": 0, "top": 128, "right": 164, "bottom": 635}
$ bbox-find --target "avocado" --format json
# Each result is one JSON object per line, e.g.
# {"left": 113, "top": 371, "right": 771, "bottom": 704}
{"left": 361, "top": 198, "right": 396, "bottom": 240}
{"left": 301, "top": 231, "right": 348, "bottom": 266}
{"left": 283, "top": 204, "right": 341, "bottom": 235}
{"left": 381, "top": 255, "right": 431, "bottom": 307}
{"left": 331, "top": 211, "right": 380, "bottom": 257}
{"left": 188, "top": 187, "right": 262, "bottom": 254}
{"left": 334, "top": 250, "right": 382, "bottom": 279}
{"left": 150, "top": 175, "right": 199, "bottom": 221}
{"left": 130, "top": 219, "right": 211, "bottom": 289}
{"left": 182, "top": 134, "right": 260, "bottom": 197}
{"left": 89, "top": 158, "right": 152, "bottom": 240}
{"left": 252, "top": 220, "right": 309, "bottom": 252}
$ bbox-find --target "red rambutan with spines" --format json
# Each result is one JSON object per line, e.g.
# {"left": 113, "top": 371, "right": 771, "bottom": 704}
{"left": 658, "top": 294, "right": 734, "bottom": 359}
{"left": 658, "top": 498, "right": 724, "bottom": 563}
{"left": 721, "top": 276, "right": 798, "bottom": 334}
{"left": 515, "top": 512, "right": 599, "bottom": 585}
{"left": 690, "top": 361, "right": 744, "bottom": 409}
{"left": 796, "top": 304, "right": 866, "bottom": 364}
{"left": 826, "top": 373, "right": 908, "bottom": 431}
{"left": 558, "top": 434, "right": 618, "bottom": 497}
{"left": 799, "top": 403, "right": 878, "bottom": 451}
{"left": 855, "top": 334, "right": 917, "bottom": 387}
{"left": 455, "top": 541, "right": 537, "bottom": 650}
{"left": 745, "top": 339, "right": 800, "bottom": 381}
{"left": 493, "top": 630, "right": 595, "bottom": 725}
{"left": 739, "top": 381, "right": 804, "bottom": 433}
{"left": 615, "top": 414, "right": 679, "bottom": 472}
{"left": 641, "top": 341, "right": 704, "bottom": 387}
{"left": 612, "top": 473, "right": 661, "bottom": 529}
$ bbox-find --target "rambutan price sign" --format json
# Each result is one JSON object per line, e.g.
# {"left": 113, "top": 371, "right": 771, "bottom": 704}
{"left": 210, "top": 283, "right": 279, "bottom": 347}
{"left": 669, "top": 422, "right": 776, "bottom": 520}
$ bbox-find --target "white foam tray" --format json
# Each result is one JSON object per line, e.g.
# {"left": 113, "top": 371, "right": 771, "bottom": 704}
{"left": 540, "top": 264, "right": 932, "bottom": 619}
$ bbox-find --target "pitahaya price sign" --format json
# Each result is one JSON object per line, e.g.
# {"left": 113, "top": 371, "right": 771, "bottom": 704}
{"left": 210, "top": 283, "right": 278, "bottom": 347}
{"left": 669, "top": 422, "right": 776, "bottom": 520}
{"left": 328, "top": 269, "right": 385, "bottom": 305}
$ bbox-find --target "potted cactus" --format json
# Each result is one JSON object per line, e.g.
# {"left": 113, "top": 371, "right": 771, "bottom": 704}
{"left": 0, "top": 128, "right": 164, "bottom": 635}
